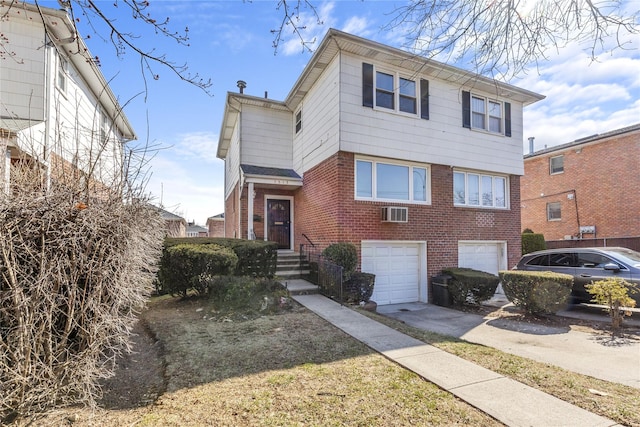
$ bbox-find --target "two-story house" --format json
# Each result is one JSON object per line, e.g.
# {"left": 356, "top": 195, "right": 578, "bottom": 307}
{"left": 1, "top": 1, "right": 135, "bottom": 193}
{"left": 522, "top": 123, "right": 640, "bottom": 244}
{"left": 217, "top": 29, "right": 544, "bottom": 305}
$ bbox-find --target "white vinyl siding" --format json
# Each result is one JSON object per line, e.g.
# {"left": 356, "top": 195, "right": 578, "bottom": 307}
{"left": 339, "top": 53, "right": 526, "bottom": 176}
{"left": 293, "top": 54, "right": 340, "bottom": 172}
{"left": 1, "top": 17, "right": 46, "bottom": 126}
{"left": 225, "top": 124, "right": 241, "bottom": 197}
{"left": 241, "top": 105, "right": 292, "bottom": 170}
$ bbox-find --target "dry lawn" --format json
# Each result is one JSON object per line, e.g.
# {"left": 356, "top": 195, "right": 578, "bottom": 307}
{"left": 36, "top": 296, "right": 501, "bottom": 426}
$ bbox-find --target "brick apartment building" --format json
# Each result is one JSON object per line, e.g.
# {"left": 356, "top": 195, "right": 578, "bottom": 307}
{"left": 522, "top": 123, "right": 640, "bottom": 242}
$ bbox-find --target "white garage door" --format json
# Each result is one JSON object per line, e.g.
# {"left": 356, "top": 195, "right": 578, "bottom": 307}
{"left": 458, "top": 242, "right": 505, "bottom": 275}
{"left": 361, "top": 242, "right": 422, "bottom": 305}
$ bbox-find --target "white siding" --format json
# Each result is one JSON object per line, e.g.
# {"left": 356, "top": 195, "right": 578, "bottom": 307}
{"left": 338, "top": 52, "right": 525, "bottom": 175}
{"left": 0, "top": 18, "right": 46, "bottom": 123}
{"left": 5, "top": 16, "right": 125, "bottom": 186}
{"left": 45, "top": 47, "right": 124, "bottom": 185}
{"left": 225, "top": 123, "right": 241, "bottom": 198}
{"left": 241, "top": 104, "right": 292, "bottom": 169}
{"left": 292, "top": 54, "right": 341, "bottom": 172}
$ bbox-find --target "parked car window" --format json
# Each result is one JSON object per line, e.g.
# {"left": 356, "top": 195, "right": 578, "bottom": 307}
{"left": 525, "top": 255, "right": 549, "bottom": 266}
{"left": 576, "top": 253, "right": 617, "bottom": 269}
{"left": 549, "top": 253, "right": 575, "bottom": 267}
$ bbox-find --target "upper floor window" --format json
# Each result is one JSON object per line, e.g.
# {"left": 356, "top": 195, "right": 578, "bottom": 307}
{"left": 100, "top": 110, "right": 109, "bottom": 144}
{"left": 550, "top": 155, "right": 564, "bottom": 174}
{"left": 462, "top": 91, "right": 511, "bottom": 137}
{"left": 295, "top": 110, "right": 302, "bottom": 134}
{"left": 57, "top": 54, "right": 68, "bottom": 92}
{"left": 453, "top": 170, "right": 507, "bottom": 208}
{"left": 363, "top": 63, "right": 429, "bottom": 119}
{"left": 356, "top": 158, "right": 430, "bottom": 204}
{"left": 547, "top": 202, "right": 561, "bottom": 221}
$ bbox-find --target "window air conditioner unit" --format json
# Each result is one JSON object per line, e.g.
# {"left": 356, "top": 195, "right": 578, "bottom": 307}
{"left": 381, "top": 206, "right": 408, "bottom": 223}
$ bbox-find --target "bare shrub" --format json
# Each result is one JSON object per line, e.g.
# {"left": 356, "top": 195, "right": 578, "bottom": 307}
{"left": 0, "top": 161, "right": 164, "bottom": 423}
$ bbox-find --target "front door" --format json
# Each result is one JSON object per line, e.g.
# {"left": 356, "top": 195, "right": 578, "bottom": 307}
{"left": 267, "top": 199, "right": 291, "bottom": 249}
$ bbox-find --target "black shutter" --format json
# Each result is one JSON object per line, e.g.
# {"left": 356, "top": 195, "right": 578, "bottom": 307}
{"left": 362, "top": 63, "right": 374, "bottom": 108}
{"left": 462, "top": 91, "right": 471, "bottom": 128}
{"left": 504, "top": 102, "right": 512, "bottom": 137}
{"left": 420, "top": 79, "right": 429, "bottom": 120}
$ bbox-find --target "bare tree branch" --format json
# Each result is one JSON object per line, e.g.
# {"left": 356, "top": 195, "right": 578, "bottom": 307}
{"left": 269, "top": 0, "right": 323, "bottom": 54}
{"left": 384, "top": 0, "right": 639, "bottom": 80}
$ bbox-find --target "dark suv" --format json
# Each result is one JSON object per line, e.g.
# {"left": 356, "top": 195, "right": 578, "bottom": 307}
{"left": 513, "top": 247, "right": 640, "bottom": 305}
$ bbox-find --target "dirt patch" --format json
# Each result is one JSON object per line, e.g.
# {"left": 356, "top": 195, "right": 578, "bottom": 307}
{"left": 97, "top": 318, "right": 166, "bottom": 409}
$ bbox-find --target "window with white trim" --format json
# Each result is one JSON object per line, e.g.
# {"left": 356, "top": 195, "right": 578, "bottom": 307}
{"left": 356, "top": 158, "right": 430, "bottom": 203}
{"left": 295, "top": 110, "right": 302, "bottom": 134}
{"left": 550, "top": 155, "right": 564, "bottom": 174}
{"left": 57, "top": 54, "right": 68, "bottom": 92}
{"left": 453, "top": 170, "right": 508, "bottom": 208}
{"left": 375, "top": 71, "right": 417, "bottom": 114}
{"left": 462, "top": 91, "right": 510, "bottom": 136}
{"left": 100, "top": 110, "right": 109, "bottom": 144}
{"left": 547, "top": 202, "right": 561, "bottom": 220}
{"left": 471, "top": 95, "right": 503, "bottom": 133}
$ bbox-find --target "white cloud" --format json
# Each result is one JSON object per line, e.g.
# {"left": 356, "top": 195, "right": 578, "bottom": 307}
{"left": 158, "top": 131, "right": 220, "bottom": 164}
{"left": 341, "top": 15, "right": 370, "bottom": 36}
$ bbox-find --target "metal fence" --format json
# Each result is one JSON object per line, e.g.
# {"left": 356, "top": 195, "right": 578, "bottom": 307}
{"left": 300, "top": 243, "right": 344, "bottom": 303}
{"left": 546, "top": 236, "right": 640, "bottom": 252}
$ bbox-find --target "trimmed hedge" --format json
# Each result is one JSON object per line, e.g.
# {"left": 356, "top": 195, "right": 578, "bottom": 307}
{"left": 499, "top": 270, "right": 573, "bottom": 314}
{"left": 522, "top": 232, "right": 546, "bottom": 255}
{"left": 343, "top": 272, "right": 376, "bottom": 303}
{"left": 322, "top": 242, "right": 358, "bottom": 280}
{"left": 441, "top": 267, "right": 500, "bottom": 306}
{"left": 158, "top": 244, "right": 238, "bottom": 297}
{"left": 163, "top": 237, "right": 278, "bottom": 278}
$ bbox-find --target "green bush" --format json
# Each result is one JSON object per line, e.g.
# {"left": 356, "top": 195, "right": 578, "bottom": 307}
{"left": 521, "top": 232, "right": 546, "bottom": 255}
{"left": 586, "top": 278, "right": 638, "bottom": 334}
{"left": 343, "top": 272, "right": 376, "bottom": 303}
{"left": 158, "top": 244, "right": 238, "bottom": 297}
{"left": 499, "top": 270, "right": 573, "bottom": 314}
{"left": 162, "top": 237, "right": 278, "bottom": 278}
{"left": 441, "top": 267, "right": 500, "bottom": 306}
{"left": 322, "top": 242, "right": 358, "bottom": 280}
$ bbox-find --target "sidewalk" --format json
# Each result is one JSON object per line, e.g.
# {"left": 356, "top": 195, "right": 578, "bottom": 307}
{"left": 289, "top": 282, "right": 621, "bottom": 427}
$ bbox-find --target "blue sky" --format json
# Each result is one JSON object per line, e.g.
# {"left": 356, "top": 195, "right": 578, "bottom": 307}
{"left": 48, "top": 1, "right": 640, "bottom": 225}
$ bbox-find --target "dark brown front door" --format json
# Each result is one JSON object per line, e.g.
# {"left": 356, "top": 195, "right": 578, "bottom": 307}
{"left": 267, "top": 199, "right": 291, "bottom": 249}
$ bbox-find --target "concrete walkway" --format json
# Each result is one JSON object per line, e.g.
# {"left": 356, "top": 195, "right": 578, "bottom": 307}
{"left": 288, "top": 280, "right": 621, "bottom": 427}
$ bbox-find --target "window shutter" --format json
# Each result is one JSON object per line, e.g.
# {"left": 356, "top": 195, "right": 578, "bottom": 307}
{"left": 462, "top": 91, "right": 471, "bottom": 128}
{"left": 362, "top": 63, "right": 374, "bottom": 108}
{"left": 504, "top": 102, "right": 512, "bottom": 137}
{"left": 420, "top": 79, "right": 429, "bottom": 120}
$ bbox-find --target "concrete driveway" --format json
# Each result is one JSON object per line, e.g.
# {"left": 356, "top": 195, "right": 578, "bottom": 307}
{"left": 377, "top": 302, "right": 640, "bottom": 389}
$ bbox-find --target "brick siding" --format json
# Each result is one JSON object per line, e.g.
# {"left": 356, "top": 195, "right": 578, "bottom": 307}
{"left": 522, "top": 131, "right": 640, "bottom": 240}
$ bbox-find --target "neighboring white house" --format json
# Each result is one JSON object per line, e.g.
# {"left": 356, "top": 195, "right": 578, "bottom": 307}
{"left": 0, "top": 1, "right": 136, "bottom": 191}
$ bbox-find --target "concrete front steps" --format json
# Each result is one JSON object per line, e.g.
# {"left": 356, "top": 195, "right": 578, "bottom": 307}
{"left": 276, "top": 251, "right": 310, "bottom": 280}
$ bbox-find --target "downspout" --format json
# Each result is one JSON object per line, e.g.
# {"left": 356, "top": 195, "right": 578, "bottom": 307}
{"left": 247, "top": 181, "right": 254, "bottom": 240}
